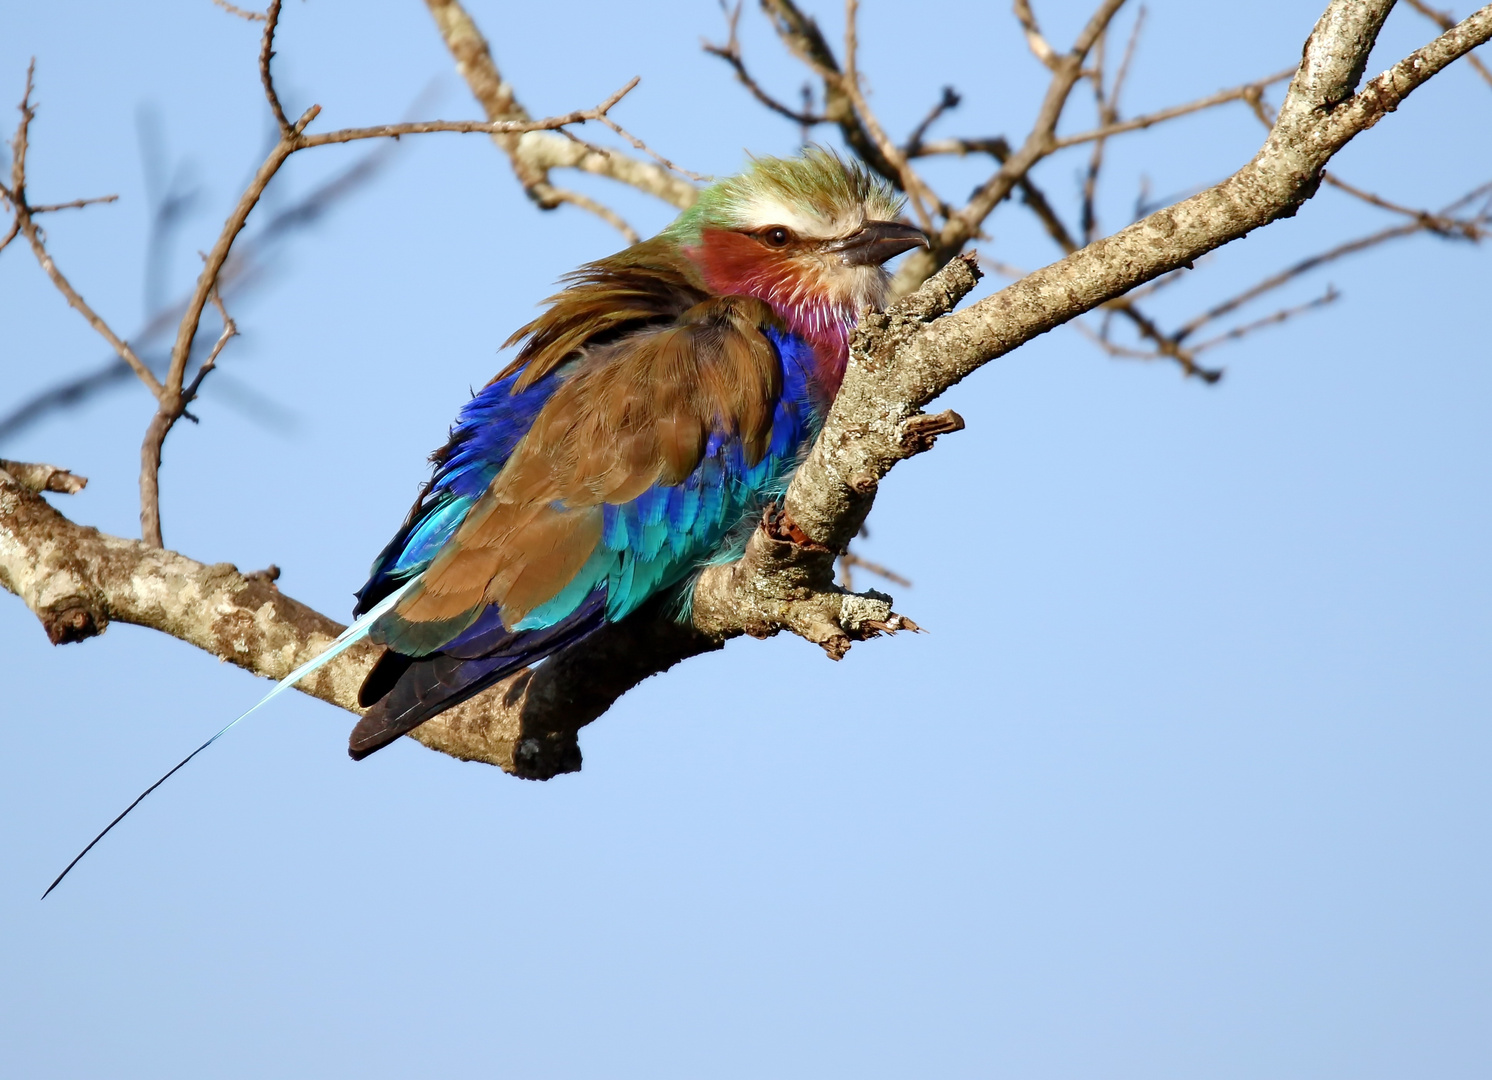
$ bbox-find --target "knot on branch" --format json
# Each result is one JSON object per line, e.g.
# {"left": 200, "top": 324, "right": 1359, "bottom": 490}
{"left": 41, "top": 595, "right": 106, "bottom": 645}
{"left": 762, "top": 503, "right": 836, "bottom": 554}
{"left": 512, "top": 729, "right": 584, "bottom": 779}
{"left": 898, "top": 409, "right": 966, "bottom": 454}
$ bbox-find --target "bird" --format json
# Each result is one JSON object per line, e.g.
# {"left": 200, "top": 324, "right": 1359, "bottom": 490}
{"left": 41, "top": 148, "right": 924, "bottom": 897}
{"left": 343, "top": 147, "right": 927, "bottom": 758}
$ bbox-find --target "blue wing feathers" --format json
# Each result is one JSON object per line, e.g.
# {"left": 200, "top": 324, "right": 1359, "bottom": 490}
{"left": 354, "top": 367, "right": 564, "bottom": 616}
{"left": 354, "top": 321, "right": 823, "bottom": 736}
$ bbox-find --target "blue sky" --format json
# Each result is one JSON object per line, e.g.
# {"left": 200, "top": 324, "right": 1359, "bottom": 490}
{"left": 2, "top": 1, "right": 1489, "bottom": 1077}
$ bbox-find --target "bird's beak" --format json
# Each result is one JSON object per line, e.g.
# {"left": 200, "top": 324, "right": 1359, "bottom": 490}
{"left": 827, "top": 220, "right": 929, "bottom": 266}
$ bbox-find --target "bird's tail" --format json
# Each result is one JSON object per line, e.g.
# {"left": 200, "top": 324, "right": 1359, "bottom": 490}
{"left": 41, "top": 579, "right": 417, "bottom": 899}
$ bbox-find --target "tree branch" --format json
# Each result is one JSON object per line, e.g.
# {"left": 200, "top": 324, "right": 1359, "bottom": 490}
{"left": 1404, "top": 0, "right": 1492, "bottom": 86}
{"left": 891, "top": 0, "right": 1128, "bottom": 294}
{"left": 4, "top": 0, "right": 1489, "bottom": 777}
{"left": 421, "top": 0, "right": 697, "bottom": 214}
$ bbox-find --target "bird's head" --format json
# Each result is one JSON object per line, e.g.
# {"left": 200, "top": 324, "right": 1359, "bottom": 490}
{"left": 667, "top": 148, "right": 927, "bottom": 373}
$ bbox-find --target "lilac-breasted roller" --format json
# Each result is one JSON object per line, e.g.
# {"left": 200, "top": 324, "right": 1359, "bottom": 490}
{"left": 341, "top": 148, "right": 926, "bottom": 758}
{"left": 42, "top": 150, "right": 925, "bottom": 896}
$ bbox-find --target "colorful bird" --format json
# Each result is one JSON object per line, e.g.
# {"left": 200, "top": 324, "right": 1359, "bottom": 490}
{"left": 345, "top": 148, "right": 926, "bottom": 757}
{"left": 42, "top": 149, "right": 924, "bottom": 897}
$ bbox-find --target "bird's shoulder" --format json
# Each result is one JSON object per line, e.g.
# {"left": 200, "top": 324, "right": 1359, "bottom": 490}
{"left": 496, "top": 235, "right": 727, "bottom": 391}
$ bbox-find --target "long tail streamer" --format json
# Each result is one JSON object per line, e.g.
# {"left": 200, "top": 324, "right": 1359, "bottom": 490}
{"left": 41, "top": 581, "right": 416, "bottom": 899}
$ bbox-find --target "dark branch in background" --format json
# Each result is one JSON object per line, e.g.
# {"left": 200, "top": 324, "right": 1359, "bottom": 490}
{"left": 0, "top": 135, "right": 386, "bottom": 444}
{"left": 902, "top": 86, "right": 961, "bottom": 158}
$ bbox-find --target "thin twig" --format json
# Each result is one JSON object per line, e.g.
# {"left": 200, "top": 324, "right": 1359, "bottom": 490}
{"left": 1322, "top": 170, "right": 1486, "bottom": 237}
{"left": 292, "top": 77, "right": 640, "bottom": 148}
{"left": 703, "top": 2, "right": 827, "bottom": 126}
{"left": 182, "top": 289, "right": 238, "bottom": 403}
{"left": 211, "top": 0, "right": 267, "bottom": 20}
{"left": 545, "top": 185, "right": 639, "bottom": 242}
{"left": 1079, "top": 21, "right": 1110, "bottom": 245}
{"left": 1051, "top": 66, "right": 1297, "bottom": 149}
{"left": 1080, "top": 7, "right": 1145, "bottom": 243}
{"left": 838, "top": 551, "right": 912, "bottom": 589}
{"left": 757, "top": 0, "right": 903, "bottom": 186}
{"left": 28, "top": 193, "right": 119, "bottom": 213}
{"left": 895, "top": 0, "right": 1128, "bottom": 290}
{"left": 592, "top": 112, "right": 709, "bottom": 183}
{"left": 0, "top": 215, "right": 19, "bottom": 256}
{"left": 835, "top": 0, "right": 940, "bottom": 230}
{"left": 903, "top": 86, "right": 960, "bottom": 156}
{"left": 9, "top": 63, "right": 164, "bottom": 399}
{"left": 1012, "top": 0, "right": 1060, "bottom": 69}
{"left": 259, "top": 0, "right": 292, "bottom": 135}
{"left": 1176, "top": 222, "right": 1421, "bottom": 340}
{"left": 906, "top": 135, "right": 1013, "bottom": 159}
{"left": 1190, "top": 287, "right": 1341, "bottom": 353}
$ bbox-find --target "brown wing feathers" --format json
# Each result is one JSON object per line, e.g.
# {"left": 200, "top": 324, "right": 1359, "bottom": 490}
{"left": 496, "top": 237, "right": 710, "bottom": 392}
{"left": 391, "top": 291, "right": 784, "bottom": 641}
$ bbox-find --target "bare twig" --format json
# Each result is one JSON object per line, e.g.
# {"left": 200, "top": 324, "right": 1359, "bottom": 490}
{"left": 0, "top": 130, "right": 401, "bottom": 443}
{"left": 704, "top": 2, "right": 827, "bottom": 126}
{"left": 259, "top": 0, "right": 292, "bottom": 135}
{"left": 211, "top": 0, "right": 267, "bottom": 21}
{"left": 590, "top": 111, "right": 709, "bottom": 183}
{"left": 1178, "top": 223, "right": 1431, "bottom": 341}
{"left": 893, "top": 0, "right": 1129, "bottom": 293}
{"left": 1322, "top": 170, "right": 1487, "bottom": 237}
{"left": 422, "top": 0, "right": 696, "bottom": 213}
{"left": 8, "top": 63, "right": 164, "bottom": 399}
{"left": 1013, "top": 0, "right": 1061, "bottom": 69}
{"left": 1190, "top": 287, "right": 1341, "bottom": 354}
{"left": 1051, "top": 67, "right": 1297, "bottom": 149}
{"left": 1079, "top": 7, "right": 1146, "bottom": 244}
{"left": 542, "top": 186, "right": 639, "bottom": 242}
{"left": 758, "top": 0, "right": 904, "bottom": 186}
{"left": 903, "top": 86, "right": 961, "bottom": 156}
{"left": 130, "top": 1, "right": 641, "bottom": 545}
{"left": 838, "top": 551, "right": 912, "bottom": 590}
{"left": 27, "top": 193, "right": 119, "bottom": 213}
{"left": 835, "top": 0, "right": 940, "bottom": 230}
{"left": 292, "top": 79, "right": 640, "bottom": 148}
{"left": 182, "top": 290, "right": 237, "bottom": 403}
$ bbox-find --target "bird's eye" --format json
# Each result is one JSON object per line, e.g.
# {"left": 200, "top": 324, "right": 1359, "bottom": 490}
{"left": 762, "top": 226, "right": 793, "bottom": 248}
